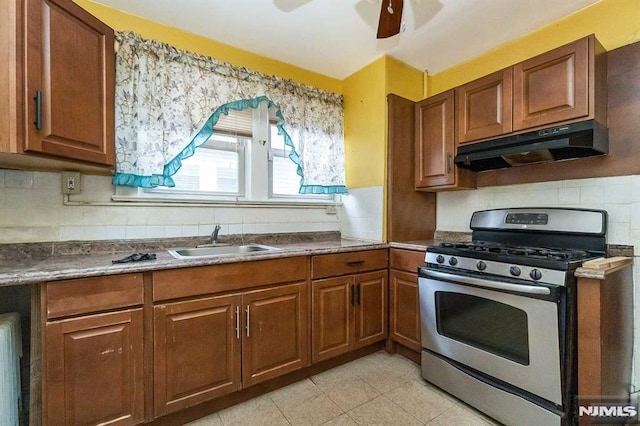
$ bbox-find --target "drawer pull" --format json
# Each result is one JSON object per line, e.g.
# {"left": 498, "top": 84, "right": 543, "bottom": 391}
{"left": 235, "top": 306, "right": 240, "bottom": 340}
{"left": 34, "top": 91, "right": 42, "bottom": 130}
{"left": 346, "top": 260, "right": 365, "bottom": 266}
{"left": 245, "top": 305, "right": 250, "bottom": 337}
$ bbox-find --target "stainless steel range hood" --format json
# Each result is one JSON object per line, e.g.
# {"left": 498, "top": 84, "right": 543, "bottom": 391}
{"left": 454, "top": 120, "right": 608, "bottom": 172}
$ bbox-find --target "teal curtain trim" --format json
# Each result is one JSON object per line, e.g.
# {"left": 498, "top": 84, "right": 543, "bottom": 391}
{"left": 299, "top": 184, "right": 348, "bottom": 194}
{"left": 113, "top": 95, "right": 348, "bottom": 194}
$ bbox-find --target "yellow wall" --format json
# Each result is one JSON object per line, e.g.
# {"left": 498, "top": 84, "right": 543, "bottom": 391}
{"left": 342, "top": 56, "right": 422, "bottom": 189}
{"left": 73, "top": 0, "right": 342, "bottom": 94}
{"left": 427, "top": 0, "right": 640, "bottom": 96}
{"left": 343, "top": 58, "right": 387, "bottom": 189}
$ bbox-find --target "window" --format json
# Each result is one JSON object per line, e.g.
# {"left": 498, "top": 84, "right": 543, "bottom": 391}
{"left": 269, "top": 123, "right": 301, "bottom": 197}
{"left": 139, "top": 103, "right": 333, "bottom": 203}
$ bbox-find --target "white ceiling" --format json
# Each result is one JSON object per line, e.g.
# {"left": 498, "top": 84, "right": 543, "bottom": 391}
{"left": 89, "top": 0, "right": 600, "bottom": 80}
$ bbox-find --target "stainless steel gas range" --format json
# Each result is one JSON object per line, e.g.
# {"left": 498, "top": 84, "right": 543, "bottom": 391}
{"left": 418, "top": 207, "right": 607, "bottom": 426}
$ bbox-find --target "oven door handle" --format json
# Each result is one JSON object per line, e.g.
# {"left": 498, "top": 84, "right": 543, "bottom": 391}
{"left": 421, "top": 269, "right": 551, "bottom": 296}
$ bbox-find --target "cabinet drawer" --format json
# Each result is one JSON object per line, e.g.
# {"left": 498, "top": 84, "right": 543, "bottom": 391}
{"left": 312, "top": 249, "right": 388, "bottom": 279}
{"left": 153, "top": 256, "right": 308, "bottom": 302}
{"left": 390, "top": 249, "right": 425, "bottom": 273}
{"left": 46, "top": 274, "right": 143, "bottom": 319}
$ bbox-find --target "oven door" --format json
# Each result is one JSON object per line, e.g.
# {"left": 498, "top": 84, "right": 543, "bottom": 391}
{"left": 418, "top": 268, "right": 564, "bottom": 406}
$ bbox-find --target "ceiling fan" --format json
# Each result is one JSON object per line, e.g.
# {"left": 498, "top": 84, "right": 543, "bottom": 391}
{"left": 274, "top": 0, "right": 433, "bottom": 40}
{"left": 376, "top": 0, "right": 404, "bottom": 39}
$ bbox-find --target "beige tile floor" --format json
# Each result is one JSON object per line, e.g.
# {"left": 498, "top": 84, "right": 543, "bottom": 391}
{"left": 186, "top": 351, "right": 500, "bottom": 426}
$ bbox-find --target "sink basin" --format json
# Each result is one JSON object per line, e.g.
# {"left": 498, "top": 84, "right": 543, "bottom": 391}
{"left": 168, "top": 244, "right": 280, "bottom": 259}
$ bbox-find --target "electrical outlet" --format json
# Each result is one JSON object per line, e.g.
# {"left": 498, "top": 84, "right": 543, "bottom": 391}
{"left": 61, "top": 171, "right": 81, "bottom": 195}
{"left": 325, "top": 205, "right": 337, "bottom": 215}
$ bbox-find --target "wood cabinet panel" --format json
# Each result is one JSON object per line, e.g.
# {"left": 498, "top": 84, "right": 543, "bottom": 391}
{"left": 456, "top": 69, "right": 513, "bottom": 143}
{"left": 44, "top": 309, "right": 144, "bottom": 425}
{"left": 389, "top": 270, "right": 421, "bottom": 352}
{"left": 46, "top": 273, "right": 143, "bottom": 319}
{"left": 153, "top": 256, "right": 308, "bottom": 301}
{"left": 415, "top": 90, "right": 475, "bottom": 190}
{"left": 24, "top": 0, "right": 114, "bottom": 165}
{"left": 513, "top": 36, "right": 590, "bottom": 131}
{"left": 312, "top": 249, "right": 388, "bottom": 279}
{"left": 312, "top": 266, "right": 387, "bottom": 363}
{"left": 312, "top": 276, "right": 353, "bottom": 363}
{"left": 389, "top": 248, "right": 425, "bottom": 273}
{"left": 354, "top": 271, "right": 387, "bottom": 348}
{"left": 386, "top": 94, "right": 436, "bottom": 242}
{"left": 242, "top": 282, "right": 309, "bottom": 387}
{"left": 0, "top": 0, "right": 116, "bottom": 171}
{"left": 153, "top": 294, "right": 242, "bottom": 417}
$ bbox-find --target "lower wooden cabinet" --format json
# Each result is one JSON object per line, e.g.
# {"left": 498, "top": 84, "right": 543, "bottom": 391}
{"left": 153, "top": 282, "right": 309, "bottom": 417}
{"left": 389, "top": 249, "right": 425, "bottom": 353}
{"left": 312, "top": 270, "right": 387, "bottom": 363}
{"left": 44, "top": 309, "right": 144, "bottom": 426}
{"left": 153, "top": 294, "right": 242, "bottom": 417}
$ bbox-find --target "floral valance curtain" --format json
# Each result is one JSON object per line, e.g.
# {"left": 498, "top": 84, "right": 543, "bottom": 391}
{"left": 112, "top": 31, "right": 347, "bottom": 194}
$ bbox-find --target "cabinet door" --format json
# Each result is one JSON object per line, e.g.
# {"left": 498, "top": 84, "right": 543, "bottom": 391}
{"left": 389, "top": 270, "right": 421, "bottom": 352}
{"left": 242, "top": 282, "right": 309, "bottom": 387}
{"left": 354, "top": 270, "right": 387, "bottom": 348}
{"left": 513, "top": 36, "right": 589, "bottom": 131}
{"left": 24, "top": 0, "right": 115, "bottom": 165}
{"left": 45, "top": 309, "right": 144, "bottom": 425}
{"left": 456, "top": 69, "right": 513, "bottom": 143}
{"left": 415, "top": 90, "right": 455, "bottom": 188}
{"left": 312, "top": 276, "right": 353, "bottom": 363}
{"left": 153, "top": 294, "right": 241, "bottom": 417}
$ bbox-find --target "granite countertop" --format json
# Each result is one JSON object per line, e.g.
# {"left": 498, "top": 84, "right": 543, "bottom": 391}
{"left": 0, "top": 237, "right": 387, "bottom": 287}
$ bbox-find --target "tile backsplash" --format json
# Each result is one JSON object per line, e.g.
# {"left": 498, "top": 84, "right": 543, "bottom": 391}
{"left": 436, "top": 174, "right": 640, "bottom": 253}
{"left": 0, "top": 169, "right": 342, "bottom": 243}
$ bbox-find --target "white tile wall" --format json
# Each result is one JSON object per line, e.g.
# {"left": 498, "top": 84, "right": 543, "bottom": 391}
{"left": 340, "top": 186, "right": 383, "bottom": 242}
{"left": 437, "top": 174, "right": 640, "bottom": 393}
{"left": 0, "top": 170, "right": 341, "bottom": 243}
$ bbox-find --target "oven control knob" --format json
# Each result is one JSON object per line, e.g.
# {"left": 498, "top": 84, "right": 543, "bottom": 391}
{"left": 530, "top": 269, "right": 542, "bottom": 280}
{"left": 509, "top": 266, "right": 521, "bottom": 276}
{"left": 436, "top": 255, "right": 445, "bottom": 264}
{"left": 448, "top": 257, "right": 458, "bottom": 266}
{"left": 476, "top": 261, "right": 487, "bottom": 271}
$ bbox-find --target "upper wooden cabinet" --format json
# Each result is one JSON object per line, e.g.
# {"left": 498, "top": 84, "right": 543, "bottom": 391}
{"left": 456, "top": 69, "right": 513, "bottom": 144}
{"left": 513, "top": 35, "right": 603, "bottom": 131}
{"left": 0, "top": 0, "right": 115, "bottom": 173}
{"left": 455, "top": 35, "right": 606, "bottom": 145}
{"left": 415, "top": 90, "right": 476, "bottom": 190}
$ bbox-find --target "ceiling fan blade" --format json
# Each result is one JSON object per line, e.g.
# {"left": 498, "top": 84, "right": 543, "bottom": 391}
{"left": 376, "top": 0, "right": 404, "bottom": 39}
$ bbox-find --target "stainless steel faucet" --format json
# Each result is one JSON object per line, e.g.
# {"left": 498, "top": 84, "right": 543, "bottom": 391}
{"left": 210, "top": 224, "right": 222, "bottom": 244}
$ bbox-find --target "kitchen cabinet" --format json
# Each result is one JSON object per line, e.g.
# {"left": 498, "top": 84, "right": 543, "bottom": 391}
{"left": 43, "top": 274, "right": 144, "bottom": 426}
{"left": 311, "top": 250, "right": 388, "bottom": 363}
{"left": 456, "top": 69, "right": 513, "bottom": 144}
{"left": 513, "top": 35, "right": 604, "bottom": 131}
{"left": 386, "top": 94, "right": 436, "bottom": 241}
{"left": 575, "top": 258, "right": 633, "bottom": 423}
{"left": 454, "top": 35, "right": 606, "bottom": 146}
{"left": 152, "top": 258, "right": 309, "bottom": 417}
{"left": 415, "top": 90, "right": 476, "bottom": 190}
{"left": 388, "top": 248, "right": 425, "bottom": 355}
{"left": 0, "top": 0, "right": 115, "bottom": 173}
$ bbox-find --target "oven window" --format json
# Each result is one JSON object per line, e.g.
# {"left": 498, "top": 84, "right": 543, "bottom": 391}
{"left": 435, "top": 291, "right": 530, "bottom": 365}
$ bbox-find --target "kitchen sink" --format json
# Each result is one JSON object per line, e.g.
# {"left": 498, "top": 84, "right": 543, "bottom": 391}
{"left": 168, "top": 244, "right": 281, "bottom": 259}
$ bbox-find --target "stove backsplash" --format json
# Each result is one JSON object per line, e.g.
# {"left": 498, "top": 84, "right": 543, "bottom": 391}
{"left": 436, "top": 174, "right": 639, "bottom": 253}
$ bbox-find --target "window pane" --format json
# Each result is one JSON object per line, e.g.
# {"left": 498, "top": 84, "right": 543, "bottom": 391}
{"left": 173, "top": 147, "right": 240, "bottom": 193}
{"left": 272, "top": 156, "right": 300, "bottom": 195}
{"left": 270, "top": 124, "right": 300, "bottom": 195}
